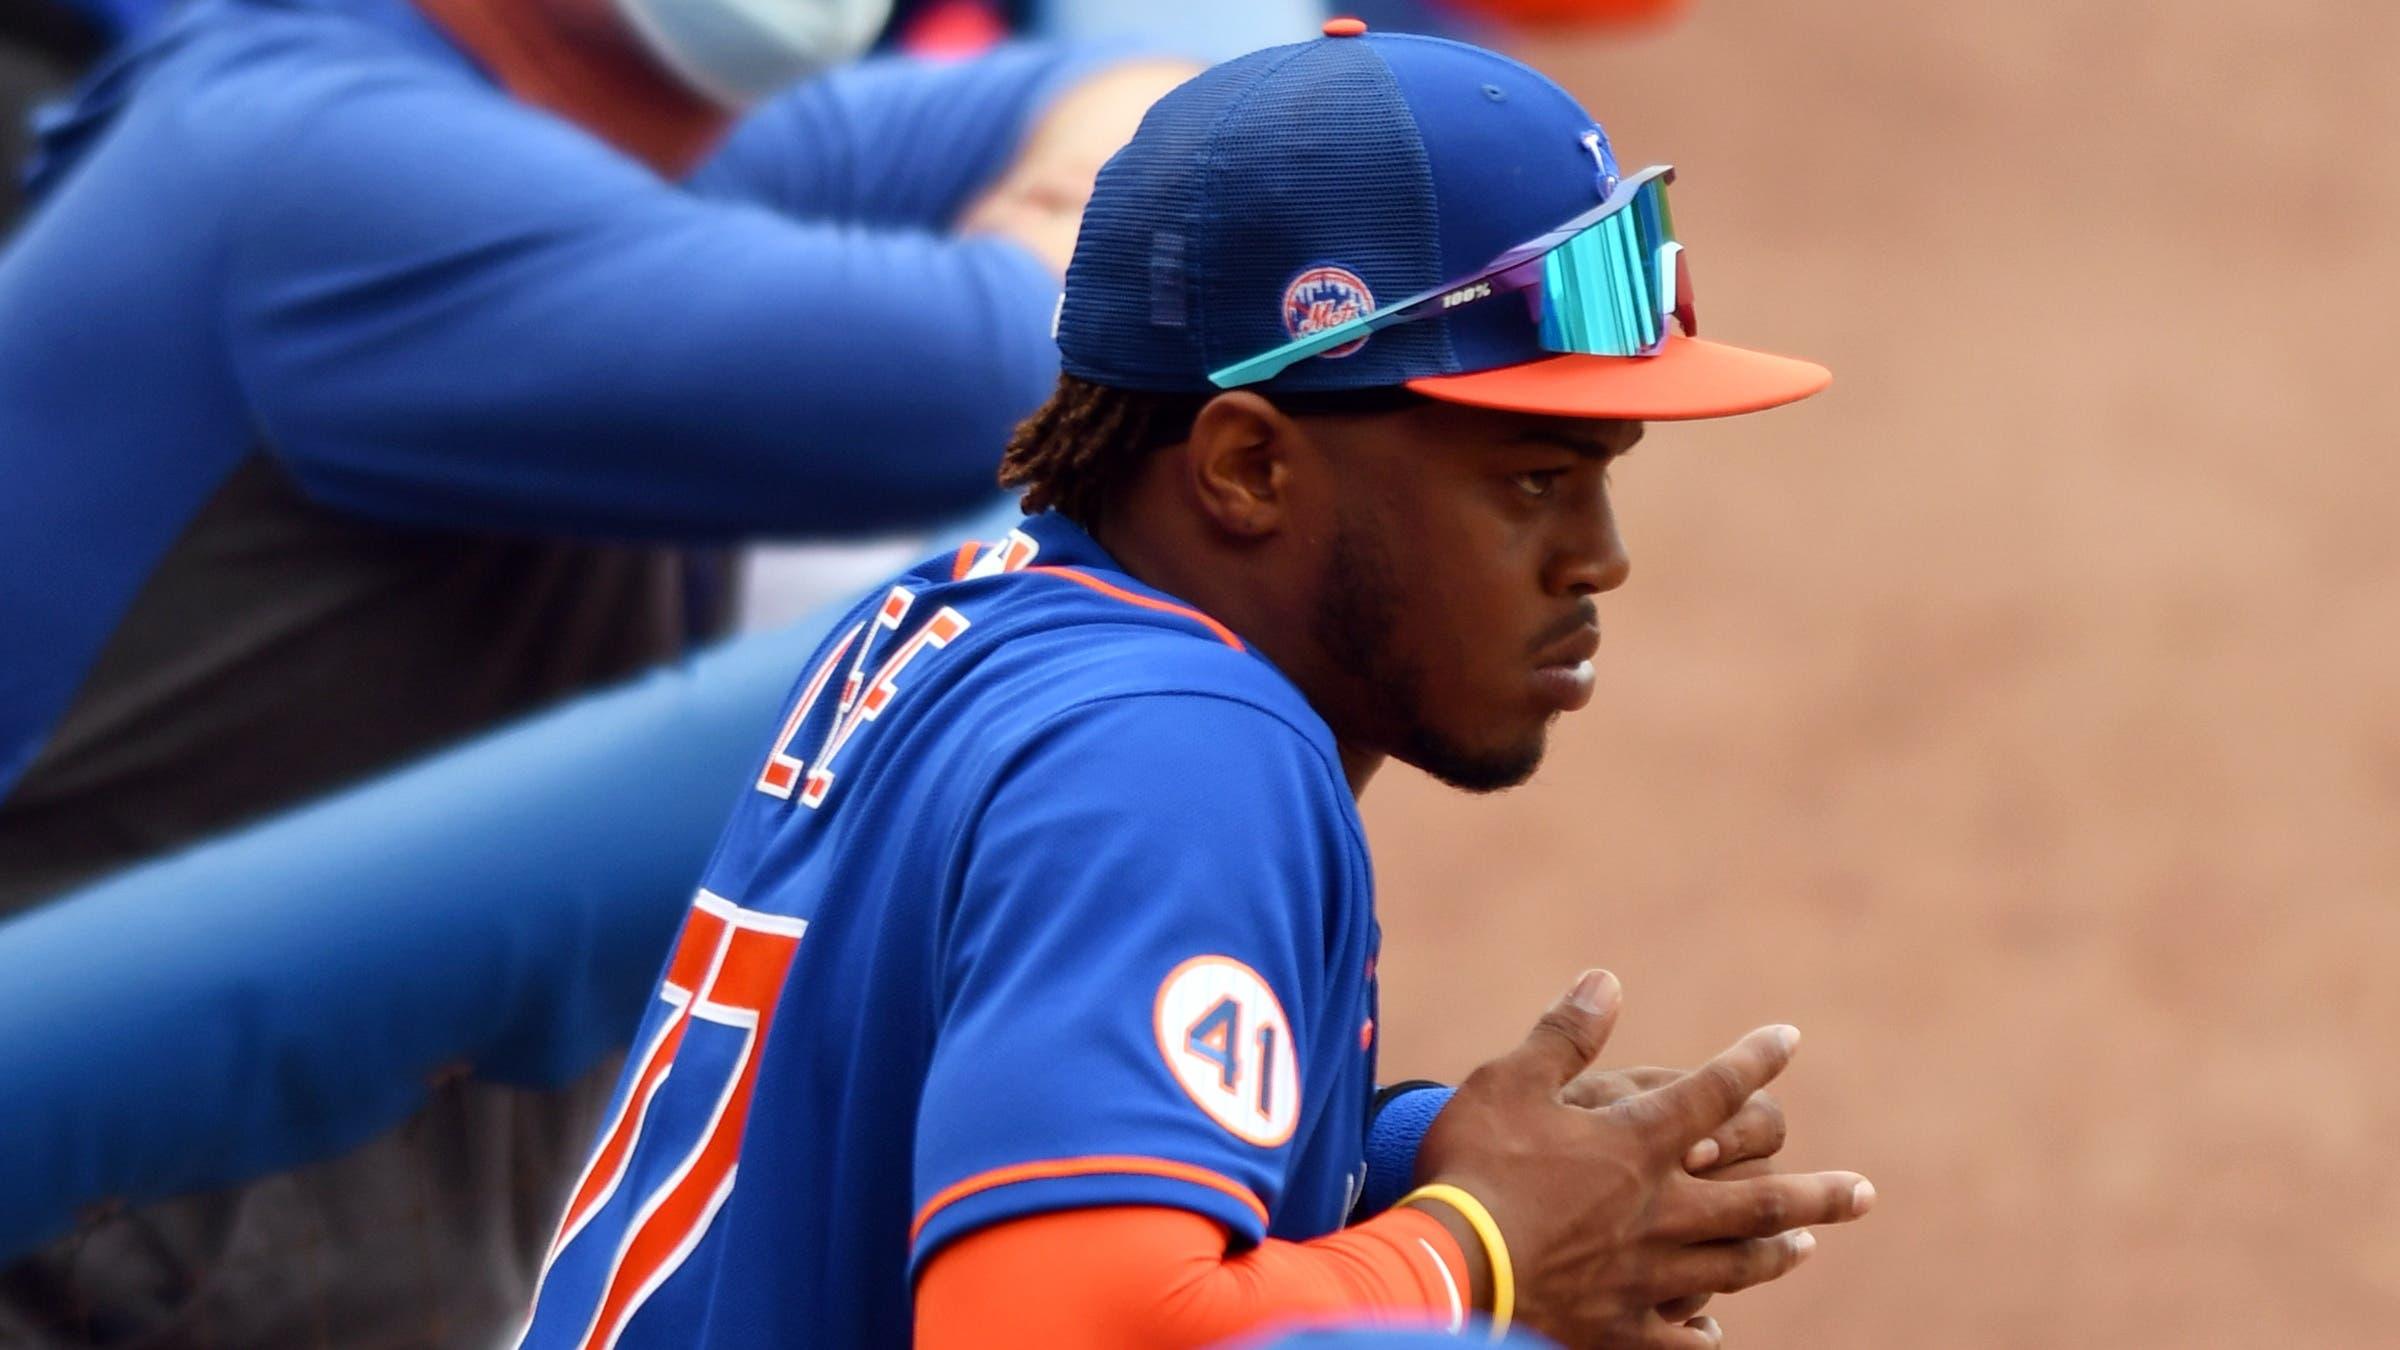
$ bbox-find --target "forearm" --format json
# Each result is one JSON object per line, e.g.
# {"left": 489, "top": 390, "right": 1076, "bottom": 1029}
{"left": 226, "top": 65, "right": 1067, "bottom": 541}
{"left": 914, "top": 1205, "right": 1471, "bottom": 1349}
{"left": 688, "top": 40, "right": 1165, "bottom": 227}
{"left": 244, "top": 216, "right": 1060, "bottom": 539}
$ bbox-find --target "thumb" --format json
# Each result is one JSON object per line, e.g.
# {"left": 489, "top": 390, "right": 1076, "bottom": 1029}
{"left": 1507, "top": 968, "right": 1622, "bottom": 1091}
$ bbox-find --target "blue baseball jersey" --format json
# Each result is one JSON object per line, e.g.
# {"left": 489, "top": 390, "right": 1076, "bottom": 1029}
{"left": 517, "top": 512, "right": 1382, "bottom": 1347}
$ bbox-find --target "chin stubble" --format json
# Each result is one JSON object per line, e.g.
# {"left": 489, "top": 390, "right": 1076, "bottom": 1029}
{"left": 1315, "top": 516, "right": 1547, "bottom": 794}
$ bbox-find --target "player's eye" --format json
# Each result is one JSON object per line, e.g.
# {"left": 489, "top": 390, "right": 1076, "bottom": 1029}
{"left": 1511, "top": 469, "right": 1566, "bottom": 499}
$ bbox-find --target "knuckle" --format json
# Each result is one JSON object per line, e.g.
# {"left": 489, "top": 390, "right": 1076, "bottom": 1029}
{"left": 1613, "top": 1087, "right": 1675, "bottom": 1141}
{"left": 1612, "top": 1082, "right": 1657, "bottom": 1120}
{"left": 1625, "top": 1318, "right": 1680, "bottom": 1350}
{"left": 1734, "top": 1238, "right": 1789, "bottom": 1290}
{"left": 1749, "top": 1187, "right": 1790, "bottom": 1233}
{"left": 1532, "top": 1011, "right": 1600, "bottom": 1065}
{"left": 1810, "top": 1178, "right": 1849, "bottom": 1223}
{"left": 1823, "top": 1176, "right": 1866, "bottom": 1223}
{"left": 1697, "top": 1060, "right": 1751, "bottom": 1113}
{"left": 1656, "top": 1294, "right": 1711, "bottom": 1322}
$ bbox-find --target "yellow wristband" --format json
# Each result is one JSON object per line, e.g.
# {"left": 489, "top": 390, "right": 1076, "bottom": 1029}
{"left": 1400, "top": 1182, "right": 1514, "bottom": 1338}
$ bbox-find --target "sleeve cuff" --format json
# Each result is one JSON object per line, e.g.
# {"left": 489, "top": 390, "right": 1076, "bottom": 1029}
{"left": 1356, "top": 1082, "right": 1454, "bottom": 1221}
{"left": 909, "top": 1154, "right": 1269, "bottom": 1274}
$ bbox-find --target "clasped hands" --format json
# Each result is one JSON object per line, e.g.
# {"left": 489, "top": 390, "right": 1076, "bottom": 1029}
{"left": 1412, "top": 970, "right": 1875, "bottom": 1348}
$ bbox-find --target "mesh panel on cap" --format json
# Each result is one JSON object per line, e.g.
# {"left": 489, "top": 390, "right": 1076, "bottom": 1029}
{"left": 1193, "top": 41, "right": 1449, "bottom": 390}
{"left": 1059, "top": 46, "right": 1294, "bottom": 391}
{"left": 1058, "top": 39, "right": 1449, "bottom": 392}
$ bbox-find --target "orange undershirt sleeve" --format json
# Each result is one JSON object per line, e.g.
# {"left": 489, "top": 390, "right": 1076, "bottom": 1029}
{"left": 915, "top": 1204, "right": 1472, "bottom": 1349}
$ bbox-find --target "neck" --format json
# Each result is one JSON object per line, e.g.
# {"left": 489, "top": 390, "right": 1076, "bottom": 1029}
{"left": 1092, "top": 510, "right": 1389, "bottom": 802}
{"left": 412, "top": 0, "right": 730, "bottom": 177}
{"left": 1336, "top": 746, "right": 1385, "bottom": 798}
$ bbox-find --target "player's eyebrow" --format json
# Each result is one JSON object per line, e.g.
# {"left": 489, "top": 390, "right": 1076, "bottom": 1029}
{"left": 1513, "top": 424, "right": 1640, "bottom": 459}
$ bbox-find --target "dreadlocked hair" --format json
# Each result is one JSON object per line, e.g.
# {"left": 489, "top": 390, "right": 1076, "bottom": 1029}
{"left": 997, "top": 375, "right": 1211, "bottom": 528}
{"left": 998, "top": 373, "right": 1432, "bottom": 528}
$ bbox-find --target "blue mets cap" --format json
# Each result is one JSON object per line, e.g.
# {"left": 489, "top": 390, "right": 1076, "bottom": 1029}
{"left": 1057, "top": 19, "right": 1830, "bottom": 420}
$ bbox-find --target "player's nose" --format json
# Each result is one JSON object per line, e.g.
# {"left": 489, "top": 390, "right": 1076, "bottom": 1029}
{"left": 1549, "top": 496, "right": 1631, "bottom": 598}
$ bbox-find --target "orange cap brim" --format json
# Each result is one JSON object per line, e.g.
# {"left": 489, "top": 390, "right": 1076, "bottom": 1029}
{"left": 1404, "top": 335, "right": 1831, "bottom": 421}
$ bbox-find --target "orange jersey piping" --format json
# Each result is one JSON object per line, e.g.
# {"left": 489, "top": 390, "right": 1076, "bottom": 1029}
{"left": 911, "top": 1155, "right": 1269, "bottom": 1245}
{"left": 1024, "top": 567, "right": 1245, "bottom": 652}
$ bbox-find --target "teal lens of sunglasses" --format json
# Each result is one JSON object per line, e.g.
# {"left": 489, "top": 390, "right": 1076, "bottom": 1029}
{"left": 1538, "top": 174, "right": 1682, "bottom": 357}
{"left": 1207, "top": 166, "right": 1691, "bottom": 390}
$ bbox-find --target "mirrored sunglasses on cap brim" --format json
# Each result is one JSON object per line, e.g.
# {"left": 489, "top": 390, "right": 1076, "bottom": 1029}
{"left": 1207, "top": 165, "right": 1693, "bottom": 390}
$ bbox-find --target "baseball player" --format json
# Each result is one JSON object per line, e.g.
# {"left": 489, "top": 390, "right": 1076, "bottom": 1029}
{"left": 519, "top": 22, "right": 1873, "bottom": 1348}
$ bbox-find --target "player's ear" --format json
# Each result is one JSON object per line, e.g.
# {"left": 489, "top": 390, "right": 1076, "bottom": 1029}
{"left": 1183, "top": 391, "right": 1301, "bottom": 539}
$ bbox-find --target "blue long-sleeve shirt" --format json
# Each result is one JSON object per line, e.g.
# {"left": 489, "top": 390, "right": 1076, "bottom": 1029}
{"left": 0, "top": 0, "right": 1123, "bottom": 894}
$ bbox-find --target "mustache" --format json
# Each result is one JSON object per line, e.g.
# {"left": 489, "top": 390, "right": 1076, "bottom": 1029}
{"left": 1529, "top": 598, "right": 1601, "bottom": 655}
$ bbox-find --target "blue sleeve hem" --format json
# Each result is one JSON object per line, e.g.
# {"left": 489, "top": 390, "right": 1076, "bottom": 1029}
{"left": 910, "top": 1166, "right": 1269, "bottom": 1277}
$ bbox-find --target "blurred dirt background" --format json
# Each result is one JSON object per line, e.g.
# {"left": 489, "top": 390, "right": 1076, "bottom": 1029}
{"left": 1366, "top": 4, "right": 2400, "bottom": 1345}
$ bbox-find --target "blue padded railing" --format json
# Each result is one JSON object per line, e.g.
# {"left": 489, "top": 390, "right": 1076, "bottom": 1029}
{"left": 0, "top": 501, "right": 1026, "bottom": 1260}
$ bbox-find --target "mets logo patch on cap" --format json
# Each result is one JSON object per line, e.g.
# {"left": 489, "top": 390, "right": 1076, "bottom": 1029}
{"left": 1282, "top": 265, "right": 1375, "bottom": 359}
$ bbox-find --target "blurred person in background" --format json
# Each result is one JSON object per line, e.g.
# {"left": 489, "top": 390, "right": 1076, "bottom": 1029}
{"left": 0, "top": 0, "right": 1682, "bottom": 898}
{"left": 888, "top": 0, "right": 1327, "bottom": 58}
{"left": 871, "top": 0, "right": 1690, "bottom": 56}
{"left": 0, "top": 0, "right": 1190, "bottom": 1342}
{"left": 733, "top": 0, "right": 1342, "bottom": 628}
{"left": 0, "top": 0, "right": 1194, "bottom": 910}
{"left": 0, "top": 0, "right": 138, "bottom": 229}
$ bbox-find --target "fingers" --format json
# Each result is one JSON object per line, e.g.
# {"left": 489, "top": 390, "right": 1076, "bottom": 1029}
{"left": 1660, "top": 1172, "right": 1878, "bottom": 1243}
{"left": 1650, "top": 1229, "right": 1819, "bottom": 1300}
{"left": 1502, "top": 969, "right": 1623, "bottom": 1091}
{"left": 1623, "top": 1025, "right": 1799, "bottom": 1146}
{"left": 1655, "top": 1293, "right": 1712, "bottom": 1323}
{"left": 1682, "top": 1090, "right": 1787, "bottom": 1173}
{"left": 1642, "top": 1312, "right": 1725, "bottom": 1349}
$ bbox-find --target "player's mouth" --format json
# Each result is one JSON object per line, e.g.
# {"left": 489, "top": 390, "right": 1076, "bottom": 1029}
{"left": 1530, "top": 624, "right": 1602, "bottom": 713}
